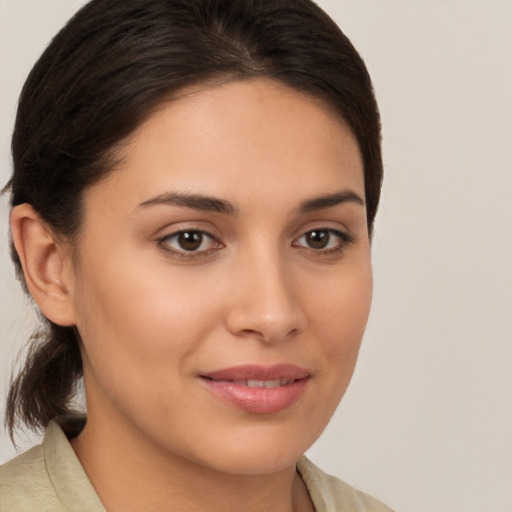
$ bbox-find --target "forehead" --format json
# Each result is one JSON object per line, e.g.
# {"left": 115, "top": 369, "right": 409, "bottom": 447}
{"left": 85, "top": 78, "right": 364, "bottom": 213}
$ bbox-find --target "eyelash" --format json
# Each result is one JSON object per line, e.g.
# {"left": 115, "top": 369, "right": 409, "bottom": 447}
{"left": 157, "top": 228, "right": 354, "bottom": 259}
{"left": 292, "top": 228, "right": 354, "bottom": 255}
{"left": 158, "top": 230, "right": 222, "bottom": 257}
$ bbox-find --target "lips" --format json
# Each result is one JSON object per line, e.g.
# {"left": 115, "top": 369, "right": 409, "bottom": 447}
{"left": 199, "top": 364, "right": 310, "bottom": 414}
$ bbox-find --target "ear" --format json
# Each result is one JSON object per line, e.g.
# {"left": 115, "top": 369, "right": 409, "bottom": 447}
{"left": 10, "top": 204, "right": 77, "bottom": 326}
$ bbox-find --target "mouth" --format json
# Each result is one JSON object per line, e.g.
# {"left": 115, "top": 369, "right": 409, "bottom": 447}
{"left": 208, "top": 378, "right": 298, "bottom": 388}
{"left": 199, "top": 364, "right": 310, "bottom": 414}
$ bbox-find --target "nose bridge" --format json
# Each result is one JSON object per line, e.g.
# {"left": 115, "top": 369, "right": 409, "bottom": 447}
{"left": 226, "top": 242, "right": 306, "bottom": 342}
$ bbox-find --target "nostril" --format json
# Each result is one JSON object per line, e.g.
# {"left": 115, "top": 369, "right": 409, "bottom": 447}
{"left": 239, "top": 325, "right": 300, "bottom": 344}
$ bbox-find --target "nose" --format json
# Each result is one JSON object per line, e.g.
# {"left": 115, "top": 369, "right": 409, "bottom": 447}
{"left": 224, "top": 250, "right": 307, "bottom": 344}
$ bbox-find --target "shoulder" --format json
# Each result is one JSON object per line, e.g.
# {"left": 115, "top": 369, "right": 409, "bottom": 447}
{"left": 0, "top": 443, "right": 62, "bottom": 512}
{"left": 297, "top": 457, "right": 395, "bottom": 512}
{"left": 0, "top": 422, "right": 105, "bottom": 512}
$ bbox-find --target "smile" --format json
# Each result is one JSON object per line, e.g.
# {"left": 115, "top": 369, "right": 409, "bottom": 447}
{"left": 200, "top": 364, "right": 310, "bottom": 414}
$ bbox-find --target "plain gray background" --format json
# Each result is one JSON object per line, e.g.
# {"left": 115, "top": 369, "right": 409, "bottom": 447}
{"left": 1, "top": 1, "right": 511, "bottom": 511}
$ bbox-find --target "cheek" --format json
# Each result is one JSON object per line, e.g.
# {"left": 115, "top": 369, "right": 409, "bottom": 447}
{"left": 308, "top": 256, "right": 373, "bottom": 386}
{"left": 76, "top": 244, "right": 213, "bottom": 336}
{"left": 311, "top": 256, "right": 372, "bottom": 340}
{"left": 283, "top": 256, "right": 372, "bottom": 445}
{"left": 73, "top": 250, "right": 218, "bottom": 400}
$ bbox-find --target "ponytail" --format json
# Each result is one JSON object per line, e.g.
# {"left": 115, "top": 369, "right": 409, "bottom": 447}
{"left": 5, "top": 322, "right": 85, "bottom": 442}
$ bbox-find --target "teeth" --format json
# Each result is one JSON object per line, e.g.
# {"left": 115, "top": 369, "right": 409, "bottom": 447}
{"left": 247, "top": 380, "right": 265, "bottom": 388}
{"left": 236, "top": 379, "right": 291, "bottom": 388}
{"left": 264, "top": 379, "right": 281, "bottom": 388}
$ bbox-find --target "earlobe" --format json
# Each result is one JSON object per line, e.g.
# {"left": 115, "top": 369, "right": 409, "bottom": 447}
{"left": 10, "top": 204, "right": 77, "bottom": 327}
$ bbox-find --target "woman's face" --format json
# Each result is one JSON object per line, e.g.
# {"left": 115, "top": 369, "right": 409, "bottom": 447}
{"left": 69, "top": 79, "right": 372, "bottom": 474}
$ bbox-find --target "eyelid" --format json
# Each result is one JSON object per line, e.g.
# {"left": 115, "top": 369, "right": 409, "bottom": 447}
{"left": 157, "top": 228, "right": 223, "bottom": 257}
{"left": 292, "top": 227, "right": 354, "bottom": 252}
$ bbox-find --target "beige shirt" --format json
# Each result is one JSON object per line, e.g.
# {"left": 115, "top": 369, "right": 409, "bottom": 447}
{"left": 0, "top": 422, "right": 393, "bottom": 511}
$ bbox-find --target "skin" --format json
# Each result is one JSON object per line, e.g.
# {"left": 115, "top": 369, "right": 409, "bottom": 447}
{"left": 11, "top": 79, "right": 372, "bottom": 512}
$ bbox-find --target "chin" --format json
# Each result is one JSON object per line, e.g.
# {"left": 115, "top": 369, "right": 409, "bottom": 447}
{"left": 208, "top": 451, "right": 302, "bottom": 476}
{"left": 188, "top": 422, "right": 319, "bottom": 476}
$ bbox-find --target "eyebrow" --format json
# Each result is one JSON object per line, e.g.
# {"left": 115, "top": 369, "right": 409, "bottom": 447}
{"left": 137, "top": 192, "right": 237, "bottom": 215}
{"left": 297, "top": 190, "right": 365, "bottom": 214}
{"left": 136, "top": 189, "right": 364, "bottom": 215}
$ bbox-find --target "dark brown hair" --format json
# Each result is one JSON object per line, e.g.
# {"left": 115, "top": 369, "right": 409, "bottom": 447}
{"left": 5, "top": 0, "right": 382, "bottom": 440}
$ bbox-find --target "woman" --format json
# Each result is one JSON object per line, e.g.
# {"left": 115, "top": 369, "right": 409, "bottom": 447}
{"left": 0, "top": 0, "right": 391, "bottom": 510}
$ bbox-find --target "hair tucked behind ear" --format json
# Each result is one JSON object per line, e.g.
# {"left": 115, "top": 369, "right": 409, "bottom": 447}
{"left": 5, "top": 0, "right": 382, "bottom": 440}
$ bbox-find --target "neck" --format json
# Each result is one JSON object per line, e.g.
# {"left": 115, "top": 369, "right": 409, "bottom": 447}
{"left": 71, "top": 412, "right": 314, "bottom": 512}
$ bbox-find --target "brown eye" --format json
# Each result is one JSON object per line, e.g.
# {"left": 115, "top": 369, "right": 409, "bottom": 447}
{"left": 293, "top": 228, "right": 353, "bottom": 252}
{"left": 305, "top": 230, "right": 330, "bottom": 249}
{"left": 177, "top": 231, "right": 203, "bottom": 251}
{"left": 160, "top": 230, "right": 219, "bottom": 254}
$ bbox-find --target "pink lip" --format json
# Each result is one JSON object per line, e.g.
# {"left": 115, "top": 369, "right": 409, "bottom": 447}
{"left": 199, "top": 364, "right": 310, "bottom": 414}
